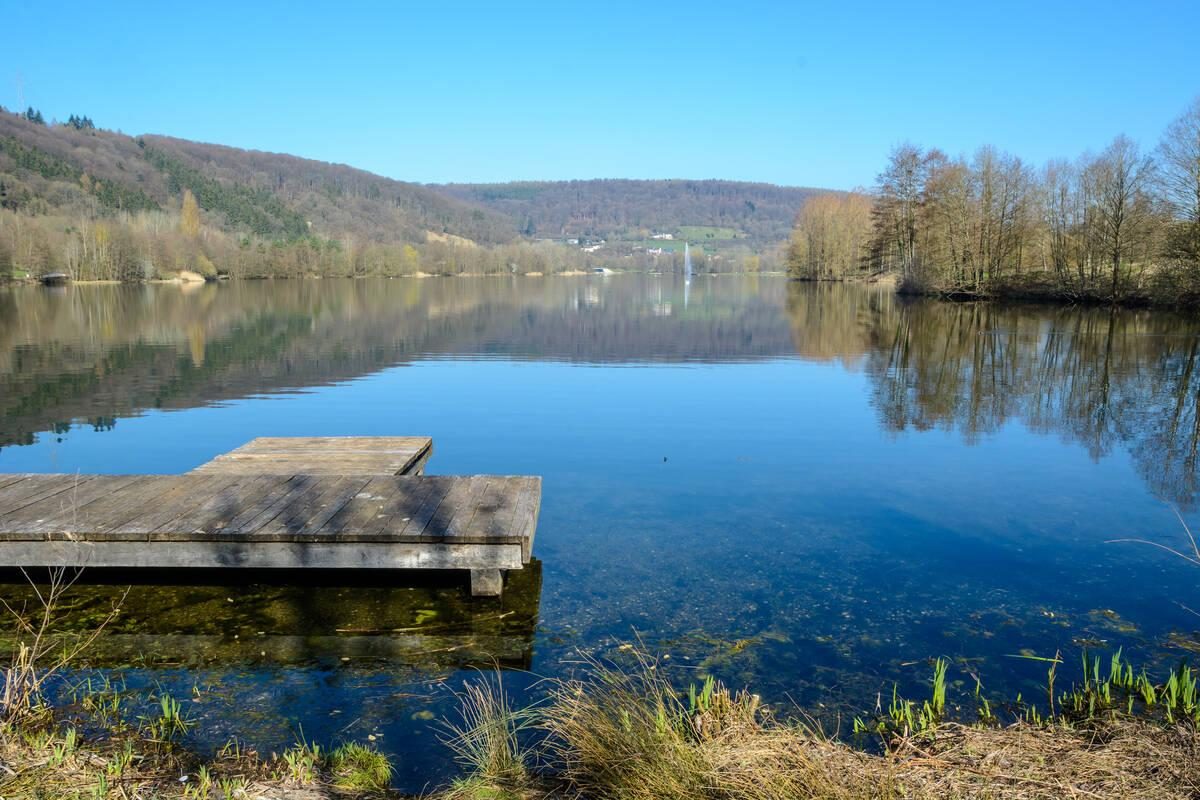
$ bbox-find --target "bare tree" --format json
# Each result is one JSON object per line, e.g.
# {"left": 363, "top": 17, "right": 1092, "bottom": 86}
{"left": 1156, "top": 97, "right": 1200, "bottom": 261}
{"left": 873, "top": 144, "right": 937, "bottom": 283}
{"left": 1089, "top": 135, "right": 1155, "bottom": 298}
{"left": 787, "top": 192, "right": 873, "bottom": 279}
{"left": 1040, "top": 159, "right": 1078, "bottom": 280}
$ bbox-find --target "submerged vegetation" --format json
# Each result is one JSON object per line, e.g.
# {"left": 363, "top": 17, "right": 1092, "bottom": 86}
{"left": 3, "top": 560, "right": 1196, "bottom": 798}
{"left": 0, "top": 568, "right": 399, "bottom": 798}
{"left": 422, "top": 515, "right": 1200, "bottom": 798}
{"left": 0, "top": 481, "right": 1197, "bottom": 799}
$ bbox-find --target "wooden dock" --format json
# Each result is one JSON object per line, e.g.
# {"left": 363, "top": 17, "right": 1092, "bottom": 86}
{"left": 0, "top": 438, "right": 539, "bottom": 596}
{"left": 191, "top": 436, "right": 433, "bottom": 477}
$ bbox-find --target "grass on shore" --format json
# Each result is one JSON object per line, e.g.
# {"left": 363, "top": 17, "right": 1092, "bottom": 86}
{"left": 0, "top": 566, "right": 395, "bottom": 799}
{"left": 434, "top": 652, "right": 1200, "bottom": 800}
{"left": 0, "top": 712, "right": 397, "bottom": 799}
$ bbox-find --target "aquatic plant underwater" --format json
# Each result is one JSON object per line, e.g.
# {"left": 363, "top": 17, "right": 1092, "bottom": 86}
{"left": 0, "top": 510, "right": 1196, "bottom": 798}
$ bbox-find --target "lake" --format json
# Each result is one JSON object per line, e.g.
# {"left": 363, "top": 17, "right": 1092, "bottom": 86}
{"left": 0, "top": 275, "right": 1197, "bottom": 790}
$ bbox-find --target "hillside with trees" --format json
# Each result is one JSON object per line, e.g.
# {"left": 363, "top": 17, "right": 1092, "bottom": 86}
{"left": 0, "top": 109, "right": 821, "bottom": 282}
{"left": 787, "top": 97, "right": 1200, "bottom": 306}
{"left": 0, "top": 109, "right": 575, "bottom": 281}
{"left": 437, "top": 179, "right": 821, "bottom": 247}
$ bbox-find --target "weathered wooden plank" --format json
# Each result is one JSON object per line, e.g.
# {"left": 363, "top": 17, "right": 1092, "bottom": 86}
{"left": 348, "top": 478, "right": 437, "bottom": 541}
{"left": 221, "top": 475, "right": 325, "bottom": 536}
{"left": 112, "top": 474, "right": 228, "bottom": 535}
{"left": 0, "top": 475, "right": 83, "bottom": 514}
{"left": 0, "top": 540, "right": 525, "bottom": 570}
{"left": 150, "top": 475, "right": 280, "bottom": 537}
{"left": 0, "top": 475, "right": 50, "bottom": 510}
{"left": 0, "top": 475, "right": 143, "bottom": 536}
{"left": 290, "top": 476, "right": 377, "bottom": 536}
{"left": 0, "top": 475, "right": 33, "bottom": 494}
{"left": 422, "top": 476, "right": 483, "bottom": 543}
{"left": 210, "top": 476, "right": 302, "bottom": 534}
{"left": 0, "top": 475, "right": 100, "bottom": 519}
{"left": 254, "top": 476, "right": 365, "bottom": 538}
{"left": 512, "top": 477, "right": 542, "bottom": 561}
{"left": 440, "top": 476, "right": 494, "bottom": 541}
{"left": 399, "top": 477, "right": 456, "bottom": 538}
{"left": 313, "top": 476, "right": 403, "bottom": 538}
{"left": 61, "top": 476, "right": 187, "bottom": 540}
{"left": 191, "top": 436, "right": 433, "bottom": 477}
{"left": 0, "top": 474, "right": 537, "bottom": 546}
{"left": 461, "top": 476, "right": 522, "bottom": 545}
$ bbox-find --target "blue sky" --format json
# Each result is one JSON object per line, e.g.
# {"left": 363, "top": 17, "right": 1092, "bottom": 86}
{"left": 2, "top": 0, "right": 1198, "bottom": 189}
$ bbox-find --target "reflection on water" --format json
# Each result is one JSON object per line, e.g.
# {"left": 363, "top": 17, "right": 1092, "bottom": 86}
{"left": 1, "top": 276, "right": 1199, "bottom": 790}
{"left": 0, "top": 564, "right": 541, "bottom": 669}
{"left": 0, "top": 276, "right": 789, "bottom": 449}
{"left": 0, "top": 565, "right": 542, "bottom": 789}
{"left": 785, "top": 284, "right": 1200, "bottom": 505}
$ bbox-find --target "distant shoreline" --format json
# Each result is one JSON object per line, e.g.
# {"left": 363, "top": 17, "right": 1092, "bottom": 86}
{"left": 2, "top": 270, "right": 793, "bottom": 287}
{"left": 13, "top": 270, "right": 1199, "bottom": 310}
{"left": 789, "top": 273, "right": 1200, "bottom": 310}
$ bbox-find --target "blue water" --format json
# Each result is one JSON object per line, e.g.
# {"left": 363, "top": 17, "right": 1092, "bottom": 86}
{"left": 0, "top": 276, "right": 1196, "bottom": 789}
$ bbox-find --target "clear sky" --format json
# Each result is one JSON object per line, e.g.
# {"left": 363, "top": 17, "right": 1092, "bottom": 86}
{"left": 2, "top": 0, "right": 1198, "bottom": 189}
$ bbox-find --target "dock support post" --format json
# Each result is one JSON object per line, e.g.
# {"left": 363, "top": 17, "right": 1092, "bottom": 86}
{"left": 470, "top": 569, "right": 503, "bottom": 597}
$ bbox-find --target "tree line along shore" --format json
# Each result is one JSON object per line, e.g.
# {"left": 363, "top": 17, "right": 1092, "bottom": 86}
{"left": 787, "top": 98, "right": 1200, "bottom": 308}
{"left": 0, "top": 106, "right": 797, "bottom": 285}
{"left": 9, "top": 94, "right": 1200, "bottom": 307}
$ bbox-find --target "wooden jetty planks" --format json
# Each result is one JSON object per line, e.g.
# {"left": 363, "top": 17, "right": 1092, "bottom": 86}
{"left": 0, "top": 474, "right": 95, "bottom": 516}
{"left": 511, "top": 476, "right": 542, "bottom": 560}
{"left": 191, "top": 436, "right": 433, "bottom": 477}
{"left": 0, "top": 435, "right": 540, "bottom": 597}
{"left": 254, "top": 475, "right": 370, "bottom": 539}
{"left": 0, "top": 474, "right": 534, "bottom": 546}
{"left": 0, "top": 540, "right": 526, "bottom": 571}
{"left": 153, "top": 475, "right": 287, "bottom": 540}
{"left": 0, "top": 474, "right": 144, "bottom": 537}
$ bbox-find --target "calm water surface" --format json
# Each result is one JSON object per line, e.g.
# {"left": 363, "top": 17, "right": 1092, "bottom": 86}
{"left": 1, "top": 276, "right": 1198, "bottom": 789}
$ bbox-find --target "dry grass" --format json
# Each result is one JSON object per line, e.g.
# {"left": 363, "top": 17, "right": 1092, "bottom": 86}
{"left": 893, "top": 720, "right": 1200, "bottom": 799}
{"left": 438, "top": 675, "right": 536, "bottom": 799}
{"left": 1, "top": 566, "right": 126, "bottom": 720}
{"left": 539, "top": 659, "right": 894, "bottom": 800}
{"left": 432, "top": 656, "right": 1200, "bottom": 800}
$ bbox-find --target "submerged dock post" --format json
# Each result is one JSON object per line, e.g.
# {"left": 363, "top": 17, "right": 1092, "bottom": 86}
{"left": 470, "top": 568, "right": 503, "bottom": 597}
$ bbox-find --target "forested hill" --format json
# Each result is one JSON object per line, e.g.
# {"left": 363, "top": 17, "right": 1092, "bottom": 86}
{"left": 0, "top": 112, "right": 516, "bottom": 245}
{"left": 1, "top": 108, "right": 826, "bottom": 279}
{"left": 435, "top": 179, "right": 822, "bottom": 246}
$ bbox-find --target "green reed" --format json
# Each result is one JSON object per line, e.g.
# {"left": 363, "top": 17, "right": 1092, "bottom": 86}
{"left": 854, "top": 649, "right": 1199, "bottom": 737}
